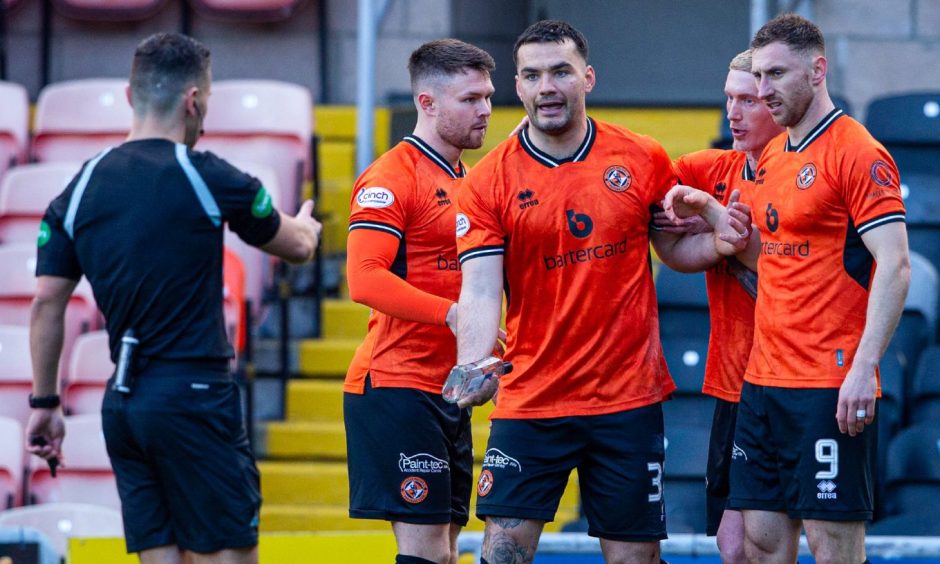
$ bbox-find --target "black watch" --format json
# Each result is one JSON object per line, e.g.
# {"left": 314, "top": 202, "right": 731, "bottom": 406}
{"left": 28, "top": 394, "right": 61, "bottom": 409}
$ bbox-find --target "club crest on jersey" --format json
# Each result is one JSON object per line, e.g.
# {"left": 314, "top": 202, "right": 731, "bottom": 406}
{"left": 604, "top": 165, "right": 632, "bottom": 192}
{"left": 356, "top": 186, "right": 395, "bottom": 208}
{"left": 477, "top": 470, "right": 494, "bottom": 497}
{"left": 456, "top": 213, "right": 470, "bottom": 237}
{"left": 796, "top": 163, "right": 817, "bottom": 190}
{"left": 400, "top": 476, "right": 429, "bottom": 504}
{"left": 870, "top": 160, "right": 896, "bottom": 187}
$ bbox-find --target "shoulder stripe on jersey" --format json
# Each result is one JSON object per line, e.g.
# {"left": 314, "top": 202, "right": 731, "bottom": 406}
{"left": 786, "top": 108, "right": 844, "bottom": 153}
{"left": 348, "top": 220, "right": 404, "bottom": 239}
{"left": 857, "top": 212, "right": 906, "bottom": 235}
{"left": 403, "top": 136, "right": 465, "bottom": 178}
{"left": 742, "top": 159, "right": 755, "bottom": 181}
{"left": 458, "top": 245, "right": 505, "bottom": 264}
{"left": 175, "top": 144, "right": 222, "bottom": 227}
{"left": 518, "top": 117, "right": 596, "bottom": 168}
{"left": 64, "top": 147, "right": 113, "bottom": 240}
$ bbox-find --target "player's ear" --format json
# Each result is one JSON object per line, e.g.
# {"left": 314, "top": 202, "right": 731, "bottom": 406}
{"left": 584, "top": 65, "right": 596, "bottom": 93}
{"left": 416, "top": 91, "right": 435, "bottom": 116}
{"left": 810, "top": 55, "right": 827, "bottom": 86}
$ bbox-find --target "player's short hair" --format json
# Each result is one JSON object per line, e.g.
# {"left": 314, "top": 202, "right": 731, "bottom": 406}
{"left": 751, "top": 13, "right": 825, "bottom": 56}
{"left": 728, "top": 49, "right": 752, "bottom": 72}
{"left": 130, "top": 33, "right": 211, "bottom": 118}
{"left": 408, "top": 39, "right": 495, "bottom": 93}
{"left": 513, "top": 19, "right": 589, "bottom": 67}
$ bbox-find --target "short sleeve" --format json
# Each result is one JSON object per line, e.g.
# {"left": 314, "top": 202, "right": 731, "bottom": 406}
{"left": 646, "top": 141, "right": 679, "bottom": 206}
{"left": 347, "top": 160, "right": 412, "bottom": 241}
{"left": 456, "top": 166, "right": 506, "bottom": 264}
{"left": 36, "top": 187, "right": 83, "bottom": 280}
{"left": 840, "top": 143, "right": 906, "bottom": 236}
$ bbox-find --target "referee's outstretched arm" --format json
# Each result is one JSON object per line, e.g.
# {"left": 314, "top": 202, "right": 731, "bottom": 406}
{"left": 260, "top": 199, "right": 322, "bottom": 264}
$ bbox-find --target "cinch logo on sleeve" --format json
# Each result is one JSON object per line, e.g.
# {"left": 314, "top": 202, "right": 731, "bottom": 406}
{"left": 37, "top": 221, "right": 51, "bottom": 247}
{"left": 455, "top": 213, "right": 470, "bottom": 237}
{"left": 251, "top": 188, "right": 274, "bottom": 218}
{"left": 356, "top": 187, "right": 395, "bottom": 209}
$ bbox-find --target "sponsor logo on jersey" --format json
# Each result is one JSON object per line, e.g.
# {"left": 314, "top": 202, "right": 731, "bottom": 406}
{"left": 356, "top": 187, "right": 395, "bottom": 209}
{"left": 436, "top": 255, "right": 460, "bottom": 271}
{"left": 544, "top": 238, "right": 628, "bottom": 271}
{"left": 399, "top": 452, "right": 450, "bottom": 474}
{"left": 251, "top": 187, "right": 274, "bottom": 218}
{"left": 477, "top": 469, "right": 494, "bottom": 497}
{"left": 455, "top": 213, "right": 470, "bottom": 237}
{"left": 817, "top": 479, "right": 837, "bottom": 499}
{"left": 604, "top": 165, "right": 631, "bottom": 192}
{"left": 714, "top": 182, "right": 727, "bottom": 201}
{"left": 765, "top": 203, "right": 779, "bottom": 233}
{"left": 761, "top": 240, "right": 810, "bottom": 257}
{"left": 482, "top": 448, "right": 522, "bottom": 472}
{"left": 870, "top": 160, "right": 896, "bottom": 188}
{"left": 435, "top": 187, "right": 452, "bottom": 206}
{"left": 517, "top": 189, "right": 539, "bottom": 209}
{"left": 731, "top": 442, "right": 748, "bottom": 461}
{"left": 37, "top": 221, "right": 51, "bottom": 247}
{"left": 796, "top": 163, "right": 817, "bottom": 190}
{"left": 566, "top": 209, "right": 594, "bottom": 238}
{"left": 400, "top": 476, "right": 429, "bottom": 504}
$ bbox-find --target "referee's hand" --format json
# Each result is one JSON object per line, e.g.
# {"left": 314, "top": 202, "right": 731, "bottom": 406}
{"left": 26, "top": 408, "right": 66, "bottom": 467}
{"left": 297, "top": 199, "right": 323, "bottom": 260}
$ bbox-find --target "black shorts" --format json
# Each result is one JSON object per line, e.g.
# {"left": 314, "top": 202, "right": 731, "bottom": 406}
{"left": 476, "top": 404, "right": 667, "bottom": 542}
{"left": 728, "top": 382, "right": 875, "bottom": 521}
{"left": 343, "top": 376, "right": 473, "bottom": 525}
{"left": 705, "top": 399, "right": 738, "bottom": 536}
{"left": 102, "top": 359, "right": 261, "bottom": 554}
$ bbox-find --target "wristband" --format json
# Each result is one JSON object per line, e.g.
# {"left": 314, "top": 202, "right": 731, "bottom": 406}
{"left": 28, "top": 394, "right": 61, "bottom": 409}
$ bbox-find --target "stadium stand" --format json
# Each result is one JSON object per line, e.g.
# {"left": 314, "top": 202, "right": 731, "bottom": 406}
{"left": 0, "top": 324, "right": 34, "bottom": 427}
{"left": 223, "top": 246, "right": 247, "bottom": 355}
{"left": 0, "top": 81, "right": 28, "bottom": 179}
{"left": 62, "top": 330, "right": 113, "bottom": 416}
{"left": 0, "top": 502, "right": 123, "bottom": 557}
{"left": 882, "top": 425, "right": 940, "bottom": 518}
{"left": 189, "top": 0, "right": 306, "bottom": 22}
{"left": 198, "top": 79, "right": 313, "bottom": 213}
{"left": 27, "top": 413, "right": 119, "bottom": 509}
{"left": 32, "top": 79, "right": 132, "bottom": 163}
{"left": 661, "top": 336, "right": 714, "bottom": 431}
{"left": 900, "top": 173, "right": 940, "bottom": 290}
{"left": 0, "top": 161, "right": 82, "bottom": 244}
{"left": 50, "top": 0, "right": 167, "bottom": 21}
{"left": 655, "top": 267, "right": 710, "bottom": 341}
{"left": 911, "top": 346, "right": 940, "bottom": 425}
{"left": 866, "top": 93, "right": 940, "bottom": 176}
{"left": 0, "top": 415, "right": 23, "bottom": 508}
{"left": 663, "top": 425, "right": 710, "bottom": 534}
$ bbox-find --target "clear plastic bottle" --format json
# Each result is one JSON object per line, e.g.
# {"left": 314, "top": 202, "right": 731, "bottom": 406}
{"left": 442, "top": 356, "right": 513, "bottom": 404}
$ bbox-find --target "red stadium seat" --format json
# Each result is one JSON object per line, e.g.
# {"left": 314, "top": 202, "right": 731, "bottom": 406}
{"left": 199, "top": 79, "right": 312, "bottom": 212}
{"left": 0, "top": 502, "right": 123, "bottom": 556}
{"left": 63, "top": 330, "right": 113, "bottom": 416}
{"left": 189, "top": 0, "right": 306, "bottom": 23}
{"left": 223, "top": 247, "right": 246, "bottom": 355}
{"left": 0, "top": 415, "right": 24, "bottom": 508}
{"left": 0, "top": 81, "right": 29, "bottom": 179}
{"left": 32, "top": 79, "right": 132, "bottom": 164}
{"left": 27, "top": 413, "right": 119, "bottom": 509}
{"left": 0, "top": 162, "right": 82, "bottom": 244}
{"left": 51, "top": 0, "right": 168, "bottom": 21}
{"left": 0, "top": 325, "right": 35, "bottom": 427}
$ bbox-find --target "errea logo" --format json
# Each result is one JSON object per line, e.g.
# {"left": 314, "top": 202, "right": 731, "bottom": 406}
{"left": 817, "top": 480, "right": 837, "bottom": 499}
{"left": 356, "top": 187, "right": 395, "bottom": 209}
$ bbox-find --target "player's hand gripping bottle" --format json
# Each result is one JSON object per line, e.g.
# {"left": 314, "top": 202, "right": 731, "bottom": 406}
{"left": 442, "top": 356, "right": 513, "bottom": 404}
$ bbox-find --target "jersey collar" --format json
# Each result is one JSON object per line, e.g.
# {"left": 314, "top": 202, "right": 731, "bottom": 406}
{"left": 518, "top": 117, "right": 597, "bottom": 168}
{"left": 742, "top": 158, "right": 756, "bottom": 181}
{"left": 403, "top": 135, "right": 466, "bottom": 179}
{"left": 785, "top": 108, "right": 843, "bottom": 153}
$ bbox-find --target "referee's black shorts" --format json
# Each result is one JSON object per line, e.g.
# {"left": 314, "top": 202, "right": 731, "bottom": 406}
{"left": 102, "top": 359, "right": 261, "bottom": 554}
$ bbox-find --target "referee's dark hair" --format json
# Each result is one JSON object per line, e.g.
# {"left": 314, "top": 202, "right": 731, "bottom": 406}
{"left": 130, "top": 32, "right": 211, "bottom": 118}
{"left": 513, "top": 20, "right": 589, "bottom": 67}
{"left": 751, "top": 13, "right": 825, "bottom": 56}
{"left": 408, "top": 39, "right": 495, "bottom": 93}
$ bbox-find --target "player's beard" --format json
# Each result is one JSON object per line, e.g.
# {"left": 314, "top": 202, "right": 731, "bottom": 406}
{"left": 437, "top": 114, "right": 487, "bottom": 151}
{"left": 526, "top": 96, "right": 574, "bottom": 135}
{"left": 770, "top": 79, "right": 814, "bottom": 129}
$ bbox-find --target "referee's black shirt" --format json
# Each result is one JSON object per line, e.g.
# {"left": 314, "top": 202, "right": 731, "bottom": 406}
{"left": 36, "top": 139, "right": 281, "bottom": 362}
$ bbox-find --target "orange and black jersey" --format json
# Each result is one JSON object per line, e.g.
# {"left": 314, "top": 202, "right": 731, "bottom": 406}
{"left": 675, "top": 149, "right": 757, "bottom": 403}
{"left": 345, "top": 136, "right": 465, "bottom": 395}
{"left": 457, "top": 118, "right": 677, "bottom": 419}
{"left": 746, "top": 109, "right": 906, "bottom": 389}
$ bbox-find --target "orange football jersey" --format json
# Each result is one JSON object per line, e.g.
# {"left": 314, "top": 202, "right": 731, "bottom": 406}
{"left": 457, "top": 118, "right": 677, "bottom": 419}
{"left": 675, "top": 149, "right": 757, "bottom": 402}
{"left": 746, "top": 110, "right": 905, "bottom": 389}
{"left": 345, "top": 136, "right": 464, "bottom": 394}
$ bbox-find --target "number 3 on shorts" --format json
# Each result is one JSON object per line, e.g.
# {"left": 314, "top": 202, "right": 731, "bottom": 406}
{"left": 648, "top": 462, "right": 663, "bottom": 502}
{"left": 815, "top": 438, "right": 838, "bottom": 480}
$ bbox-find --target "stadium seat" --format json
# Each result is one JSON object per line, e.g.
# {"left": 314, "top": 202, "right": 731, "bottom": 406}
{"left": 223, "top": 247, "right": 246, "bottom": 355}
{"left": 0, "top": 416, "right": 23, "bottom": 508}
{"left": 51, "top": 0, "right": 167, "bottom": 21}
{"left": 866, "top": 93, "right": 940, "bottom": 176}
{"left": 63, "top": 330, "right": 113, "bottom": 416}
{"left": 0, "top": 502, "right": 123, "bottom": 557}
{"left": 199, "top": 79, "right": 313, "bottom": 212}
{"left": 189, "top": 0, "right": 306, "bottom": 23}
{"left": 875, "top": 349, "right": 904, "bottom": 518}
{"left": 882, "top": 424, "right": 940, "bottom": 517}
{"left": 27, "top": 413, "right": 119, "bottom": 509}
{"left": 904, "top": 250, "right": 939, "bottom": 336}
{"left": 910, "top": 345, "right": 940, "bottom": 424}
{"left": 32, "top": 79, "right": 132, "bottom": 164}
{"left": 661, "top": 336, "right": 708, "bottom": 394}
{"left": 0, "top": 81, "right": 29, "bottom": 179}
{"left": 0, "top": 162, "right": 82, "bottom": 244}
{"left": 663, "top": 425, "right": 709, "bottom": 533}
{"left": 0, "top": 325, "right": 35, "bottom": 427}
{"left": 886, "top": 310, "right": 929, "bottom": 396}
{"left": 868, "top": 511, "right": 940, "bottom": 536}
{"left": 656, "top": 267, "right": 710, "bottom": 340}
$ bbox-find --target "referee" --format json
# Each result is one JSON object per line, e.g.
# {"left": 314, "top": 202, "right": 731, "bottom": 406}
{"left": 25, "top": 33, "right": 321, "bottom": 563}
